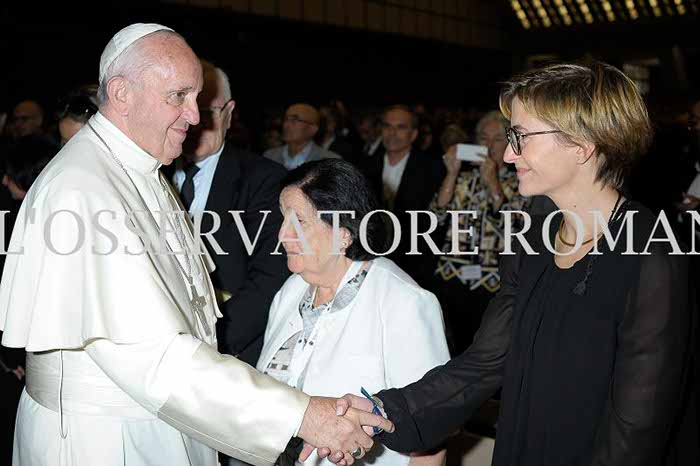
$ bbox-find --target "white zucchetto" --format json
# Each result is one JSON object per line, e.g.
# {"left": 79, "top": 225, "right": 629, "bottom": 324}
{"left": 99, "top": 23, "right": 174, "bottom": 84}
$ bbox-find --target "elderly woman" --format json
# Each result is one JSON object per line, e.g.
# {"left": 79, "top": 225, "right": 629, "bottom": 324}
{"left": 257, "top": 159, "right": 449, "bottom": 466}
{"left": 336, "top": 63, "right": 692, "bottom": 466}
{"left": 431, "top": 111, "right": 528, "bottom": 354}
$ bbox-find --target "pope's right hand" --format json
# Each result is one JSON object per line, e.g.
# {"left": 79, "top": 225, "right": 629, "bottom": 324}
{"left": 309, "top": 394, "right": 387, "bottom": 465}
{"left": 297, "top": 396, "right": 394, "bottom": 465}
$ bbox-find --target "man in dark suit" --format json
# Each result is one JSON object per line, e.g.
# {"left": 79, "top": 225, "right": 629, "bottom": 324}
{"left": 358, "top": 113, "right": 385, "bottom": 159}
{"left": 361, "top": 105, "right": 444, "bottom": 286}
{"left": 171, "top": 60, "right": 289, "bottom": 367}
{"left": 318, "top": 105, "right": 359, "bottom": 164}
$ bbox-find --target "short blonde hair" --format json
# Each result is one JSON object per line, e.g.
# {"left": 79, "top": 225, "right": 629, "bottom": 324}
{"left": 499, "top": 62, "right": 652, "bottom": 189}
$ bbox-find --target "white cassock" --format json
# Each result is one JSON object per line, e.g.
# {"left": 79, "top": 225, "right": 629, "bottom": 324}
{"left": 0, "top": 112, "right": 309, "bottom": 466}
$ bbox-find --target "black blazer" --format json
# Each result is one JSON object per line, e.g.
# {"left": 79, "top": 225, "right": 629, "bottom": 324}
{"left": 377, "top": 204, "right": 695, "bottom": 466}
{"left": 166, "top": 146, "right": 290, "bottom": 365}
{"left": 360, "top": 150, "right": 445, "bottom": 285}
{"left": 327, "top": 136, "right": 357, "bottom": 162}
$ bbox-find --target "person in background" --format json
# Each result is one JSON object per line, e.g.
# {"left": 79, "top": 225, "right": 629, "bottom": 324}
{"left": 56, "top": 85, "right": 99, "bottom": 146}
{"left": 259, "top": 159, "right": 449, "bottom": 466}
{"left": 2, "top": 134, "right": 58, "bottom": 201}
{"left": 361, "top": 105, "right": 444, "bottom": 287}
{"left": 416, "top": 117, "right": 440, "bottom": 159}
{"left": 318, "top": 105, "right": 356, "bottom": 162}
{"left": 357, "top": 113, "right": 383, "bottom": 158}
{"left": 438, "top": 124, "right": 468, "bottom": 153}
{"left": 264, "top": 103, "right": 340, "bottom": 170}
{"left": 431, "top": 111, "right": 527, "bottom": 354}
{"left": 7, "top": 100, "right": 44, "bottom": 140}
{"left": 262, "top": 126, "right": 284, "bottom": 152}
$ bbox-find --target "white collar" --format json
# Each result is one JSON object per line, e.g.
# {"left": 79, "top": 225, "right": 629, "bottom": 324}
{"left": 384, "top": 151, "right": 411, "bottom": 168}
{"left": 92, "top": 112, "right": 162, "bottom": 175}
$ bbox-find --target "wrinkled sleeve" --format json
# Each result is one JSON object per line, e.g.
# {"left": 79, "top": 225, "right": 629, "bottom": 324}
{"left": 376, "top": 247, "right": 521, "bottom": 452}
{"left": 85, "top": 333, "right": 310, "bottom": 466}
{"left": 586, "top": 250, "right": 691, "bottom": 466}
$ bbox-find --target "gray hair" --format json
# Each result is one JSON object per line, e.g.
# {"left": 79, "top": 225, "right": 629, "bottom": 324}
{"left": 96, "top": 30, "right": 183, "bottom": 107}
{"left": 201, "top": 60, "right": 232, "bottom": 102}
{"left": 475, "top": 110, "right": 508, "bottom": 137}
{"left": 214, "top": 67, "right": 232, "bottom": 102}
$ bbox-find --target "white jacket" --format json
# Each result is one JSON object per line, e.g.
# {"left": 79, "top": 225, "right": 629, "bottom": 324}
{"left": 258, "top": 258, "right": 450, "bottom": 466}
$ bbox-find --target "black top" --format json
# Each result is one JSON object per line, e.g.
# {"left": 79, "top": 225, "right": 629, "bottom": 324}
{"left": 502, "top": 258, "right": 588, "bottom": 465}
{"left": 377, "top": 201, "right": 694, "bottom": 466}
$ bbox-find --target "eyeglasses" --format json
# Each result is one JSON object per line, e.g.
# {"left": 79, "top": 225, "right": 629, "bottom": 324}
{"left": 199, "top": 100, "right": 231, "bottom": 118}
{"left": 283, "top": 114, "right": 315, "bottom": 126}
{"left": 198, "top": 99, "right": 233, "bottom": 122}
{"left": 505, "top": 126, "right": 562, "bottom": 155}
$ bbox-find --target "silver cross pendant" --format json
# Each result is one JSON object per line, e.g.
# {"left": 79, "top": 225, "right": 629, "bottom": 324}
{"left": 190, "top": 284, "right": 211, "bottom": 337}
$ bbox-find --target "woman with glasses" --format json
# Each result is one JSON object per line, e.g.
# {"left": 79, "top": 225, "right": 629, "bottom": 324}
{"left": 335, "top": 63, "right": 693, "bottom": 466}
{"left": 56, "top": 85, "right": 98, "bottom": 145}
{"left": 431, "top": 111, "right": 528, "bottom": 355}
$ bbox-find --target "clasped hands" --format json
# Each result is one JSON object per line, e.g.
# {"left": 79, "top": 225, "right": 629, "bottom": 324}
{"left": 297, "top": 394, "right": 392, "bottom": 465}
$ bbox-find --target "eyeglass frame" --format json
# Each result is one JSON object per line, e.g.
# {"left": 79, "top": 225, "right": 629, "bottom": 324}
{"left": 198, "top": 99, "right": 234, "bottom": 120}
{"left": 505, "top": 126, "right": 563, "bottom": 156}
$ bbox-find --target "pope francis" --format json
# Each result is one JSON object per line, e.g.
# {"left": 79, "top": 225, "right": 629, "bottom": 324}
{"left": 0, "top": 23, "right": 391, "bottom": 466}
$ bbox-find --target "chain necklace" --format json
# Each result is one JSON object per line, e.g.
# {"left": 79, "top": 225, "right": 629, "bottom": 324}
{"left": 558, "top": 192, "right": 623, "bottom": 248}
{"left": 87, "top": 122, "right": 211, "bottom": 336}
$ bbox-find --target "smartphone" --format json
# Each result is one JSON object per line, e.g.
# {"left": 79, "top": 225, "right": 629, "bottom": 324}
{"left": 456, "top": 144, "right": 487, "bottom": 163}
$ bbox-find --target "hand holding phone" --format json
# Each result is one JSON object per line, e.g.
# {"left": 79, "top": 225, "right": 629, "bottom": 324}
{"left": 456, "top": 144, "right": 488, "bottom": 163}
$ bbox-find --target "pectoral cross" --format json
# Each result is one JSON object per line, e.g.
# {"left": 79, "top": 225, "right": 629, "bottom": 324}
{"left": 190, "top": 284, "right": 211, "bottom": 337}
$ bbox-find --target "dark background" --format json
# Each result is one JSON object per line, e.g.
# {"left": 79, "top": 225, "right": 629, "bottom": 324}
{"left": 1, "top": 1, "right": 698, "bottom": 124}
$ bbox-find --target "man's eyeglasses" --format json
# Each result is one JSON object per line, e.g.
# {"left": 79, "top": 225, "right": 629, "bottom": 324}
{"left": 283, "top": 114, "right": 315, "bottom": 126}
{"left": 198, "top": 99, "right": 233, "bottom": 121}
{"left": 505, "top": 126, "right": 562, "bottom": 155}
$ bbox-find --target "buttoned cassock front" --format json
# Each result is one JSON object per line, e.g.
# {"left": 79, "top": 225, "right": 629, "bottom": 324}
{"left": 0, "top": 113, "right": 309, "bottom": 466}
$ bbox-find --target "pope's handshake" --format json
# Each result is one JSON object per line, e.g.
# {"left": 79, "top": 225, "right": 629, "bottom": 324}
{"left": 299, "top": 395, "right": 392, "bottom": 465}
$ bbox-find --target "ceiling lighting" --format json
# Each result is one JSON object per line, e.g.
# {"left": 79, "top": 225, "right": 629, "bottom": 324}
{"left": 509, "top": 0, "right": 697, "bottom": 28}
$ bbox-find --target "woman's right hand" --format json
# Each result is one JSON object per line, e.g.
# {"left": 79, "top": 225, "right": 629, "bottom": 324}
{"left": 442, "top": 145, "right": 461, "bottom": 176}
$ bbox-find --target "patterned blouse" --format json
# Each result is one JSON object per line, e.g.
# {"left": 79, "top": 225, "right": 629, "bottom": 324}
{"left": 431, "top": 166, "right": 528, "bottom": 293}
{"left": 264, "top": 263, "right": 371, "bottom": 387}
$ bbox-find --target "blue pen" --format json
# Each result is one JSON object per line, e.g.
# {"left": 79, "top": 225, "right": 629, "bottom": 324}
{"left": 360, "top": 387, "right": 383, "bottom": 434}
